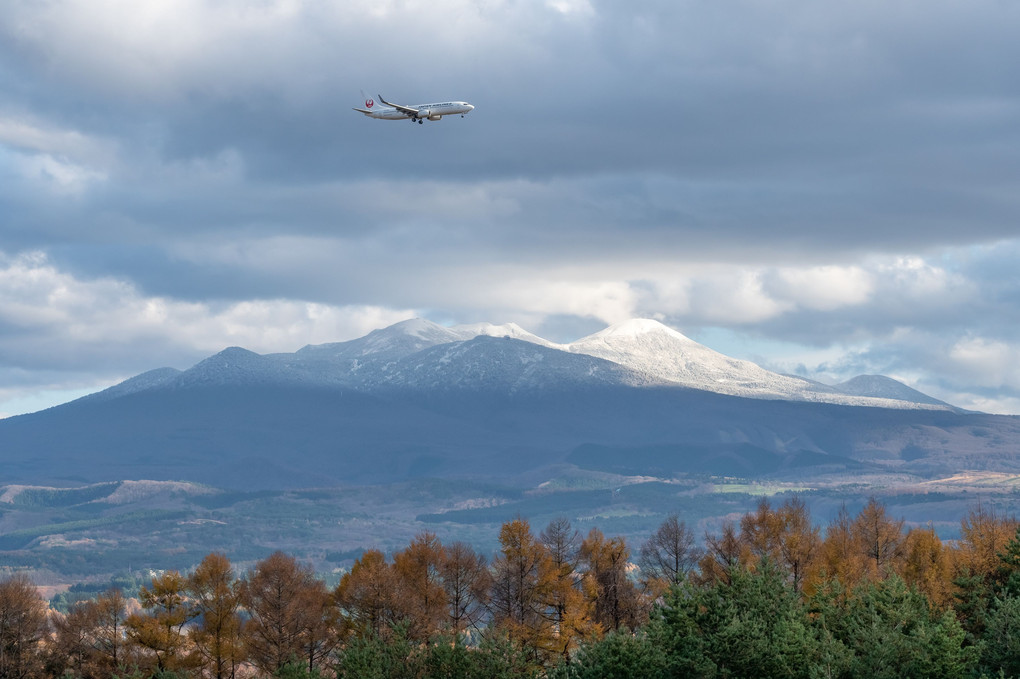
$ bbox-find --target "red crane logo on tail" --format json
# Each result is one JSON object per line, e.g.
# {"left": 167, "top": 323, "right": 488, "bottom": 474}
{"left": 366, "top": 98, "right": 374, "bottom": 108}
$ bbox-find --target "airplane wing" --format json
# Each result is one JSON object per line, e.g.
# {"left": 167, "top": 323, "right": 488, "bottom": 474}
{"left": 377, "top": 95, "right": 420, "bottom": 116}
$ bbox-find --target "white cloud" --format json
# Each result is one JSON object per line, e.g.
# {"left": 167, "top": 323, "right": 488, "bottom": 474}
{"left": 0, "top": 250, "right": 417, "bottom": 363}
{"left": 766, "top": 265, "right": 873, "bottom": 311}
{"left": 546, "top": 0, "right": 593, "bottom": 16}
{"left": 13, "top": 152, "right": 106, "bottom": 194}
{"left": 3, "top": 0, "right": 1020, "bottom": 419}
{"left": 0, "top": 116, "right": 113, "bottom": 194}
{"left": 948, "top": 336, "right": 1020, "bottom": 390}
{"left": 688, "top": 271, "right": 791, "bottom": 324}
{"left": 0, "top": 116, "right": 110, "bottom": 161}
{"left": 1, "top": 0, "right": 565, "bottom": 103}
{"left": 877, "top": 255, "right": 960, "bottom": 297}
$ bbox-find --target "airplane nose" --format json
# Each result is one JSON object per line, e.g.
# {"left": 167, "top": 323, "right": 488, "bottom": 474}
{"left": 467, "top": 104, "right": 474, "bottom": 111}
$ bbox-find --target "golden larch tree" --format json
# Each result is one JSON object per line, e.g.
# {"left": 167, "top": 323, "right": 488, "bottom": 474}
{"left": 579, "top": 528, "right": 644, "bottom": 633}
{"left": 540, "top": 518, "right": 595, "bottom": 661}
{"left": 334, "top": 549, "right": 400, "bottom": 639}
{"left": 488, "top": 517, "right": 558, "bottom": 665}
{"left": 440, "top": 541, "right": 491, "bottom": 636}
{"left": 126, "top": 570, "right": 196, "bottom": 672}
{"left": 392, "top": 531, "right": 448, "bottom": 641}
{"left": 901, "top": 525, "right": 954, "bottom": 609}
{"left": 852, "top": 497, "right": 906, "bottom": 579}
{"left": 241, "top": 551, "right": 330, "bottom": 675}
{"left": 188, "top": 553, "right": 244, "bottom": 679}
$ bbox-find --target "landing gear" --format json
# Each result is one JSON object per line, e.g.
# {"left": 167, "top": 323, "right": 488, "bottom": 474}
{"left": 418, "top": 119, "right": 423, "bottom": 124}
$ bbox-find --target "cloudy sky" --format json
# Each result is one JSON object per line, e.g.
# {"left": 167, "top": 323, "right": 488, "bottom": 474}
{"left": 1, "top": 0, "right": 1019, "bottom": 417}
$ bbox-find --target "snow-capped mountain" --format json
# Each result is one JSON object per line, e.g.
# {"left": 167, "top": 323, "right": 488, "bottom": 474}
{"left": 833, "top": 375, "right": 950, "bottom": 407}
{"left": 5, "top": 317, "right": 1015, "bottom": 492}
{"left": 294, "top": 318, "right": 467, "bottom": 362}
{"left": 563, "top": 319, "right": 952, "bottom": 410}
{"left": 284, "top": 317, "right": 950, "bottom": 410}
{"left": 347, "top": 335, "right": 653, "bottom": 393}
{"left": 81, "top": 317, "right": 953, "bottom": 410}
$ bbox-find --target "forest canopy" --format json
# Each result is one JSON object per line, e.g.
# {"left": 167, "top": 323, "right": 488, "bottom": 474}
{"left": 4, "top": 498, "right": 1020, "bottom": 678}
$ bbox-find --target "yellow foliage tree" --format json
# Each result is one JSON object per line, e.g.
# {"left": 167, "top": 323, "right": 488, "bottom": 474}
{"left": 540, "top": 518, "right": 595, "bottom": 661}
{"left": 853, "top": 496, "right": 906, "bottom": 579}
{"left": 126, "top": 570, "right": 197, "bottom": 672}
{"left": 188, "top": 553, "right": 244, "bottom": 679}
{"left": 335, "top": 549, "right": 400, "bottom": 639}
{"left": 441, "top": 541, "right": 491, "bottom": 636}
{"left": 956, "top": 502, "right": 1018, "bottom": 582}
{"left": 488, "top": 518, "right": 558, "bottom": 666}
{"left": 579, "top": 528, "right": 644, "bottom": 633}
{"left": 392, "top": 531, "right": 448, "bottom": 641}
{"left": 814, "top": 504, "right": 866, "bottom": 595}
{"left": 901, "top": 525, "right": 954, "bottom": 609}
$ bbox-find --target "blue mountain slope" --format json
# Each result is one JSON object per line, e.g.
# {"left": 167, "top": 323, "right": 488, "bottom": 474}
{"left": 2, "top": 324, "right": 1017, "bottom": 490}
{"left": 833, "top": 375, "right": 956, "bottom": 408}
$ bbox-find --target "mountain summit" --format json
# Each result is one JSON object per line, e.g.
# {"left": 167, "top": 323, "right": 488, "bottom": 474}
{"left": 94, "top": 317, "right": 954, "bottom": 411}
{"left": 564, "top": 318, "right": 928, "bottom": 408}
{"left": 1, "top": 317, "right": 1012, "bottom": 491}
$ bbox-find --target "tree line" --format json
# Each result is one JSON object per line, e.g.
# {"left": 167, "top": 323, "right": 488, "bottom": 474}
{"left": 3, "top": 497, "right": 1020, "bottom": 678}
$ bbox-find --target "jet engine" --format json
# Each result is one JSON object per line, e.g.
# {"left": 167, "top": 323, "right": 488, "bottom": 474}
{"left": 416, "top": 109, "right": 431, "bottom": 119}
{"left": 427, "top": 114, "right": 442, "bottom": 121}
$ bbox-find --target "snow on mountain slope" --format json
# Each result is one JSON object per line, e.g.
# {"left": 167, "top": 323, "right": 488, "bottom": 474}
{"left": 355, "top": 335, "right": 653, "bottom": 393}
{"left": 79, "top": 317, "right": 953, "bottom": 412}
{"left": 81, "top": 367, "right": 183, "bottom": 403}
{"left": 834, "top": 375, "right": 954, "bottom": 408}
{"left": 447, "top": 322, "right": 561, "bottom": 348}
{"left": 565, "top": 319, "right": 950, "bottom": 410}
{"left": 295, "top": 318, "right": 464, "bottom": 361}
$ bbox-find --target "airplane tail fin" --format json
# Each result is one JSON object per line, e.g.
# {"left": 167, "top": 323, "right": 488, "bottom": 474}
{"left": 359, "top": 89, "right": 377, "bottom": 111}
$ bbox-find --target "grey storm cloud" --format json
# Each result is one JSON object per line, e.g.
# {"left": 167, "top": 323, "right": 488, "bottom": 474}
{"left": 1, "top": 0, "right": 1020, "bottom": 415}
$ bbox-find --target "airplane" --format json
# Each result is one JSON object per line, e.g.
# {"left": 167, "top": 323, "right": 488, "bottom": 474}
{"left": 353, "top": 95, "right": 474, "bottom": 124}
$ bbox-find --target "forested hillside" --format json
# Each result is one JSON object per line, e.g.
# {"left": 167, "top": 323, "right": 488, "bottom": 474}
{"left": 4, "top": 498, "right": 1020, "bottom": 678}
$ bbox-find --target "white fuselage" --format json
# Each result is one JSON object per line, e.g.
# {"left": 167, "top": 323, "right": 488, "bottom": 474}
{"left": 360, "top": 100, "right": 474, "bottom": 121}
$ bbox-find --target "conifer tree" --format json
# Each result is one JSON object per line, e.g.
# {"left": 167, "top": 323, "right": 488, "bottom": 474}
{"left": 188, "top": 553, "right": 244, "bottom": 679}
{"left": 92, "top": 588, "right": 127, "bottom": 673}
{"left": 579, "top": 528, "right": 643, "bottom": 633}
{"left": 817, "top": 503, "right": 867, "bottom": 595}
{"left": 958, "top": 503, "right": 1018, "bottom": 583}
{"left": 539, "top": 518, "right": 593, "bottom": 661}
{"left": 828, "top": 575, "right": 977, "bottom": 678}
{"left": 696, "top": 520, "right": 748, "bottom": 585}
{"left": 994, "top": 524, "right": 1020, "bottom": 596}
{"left": 775, "top": 497, "right": 820, "bottom": 593}
{"left": 48, "top": 600, "right": 95, "bottom": 679}
{"left": 638, "top": 513, "right": 700, "bottom": 592}
{"left": 392, "top": 531, "right": 447, "bottom": 641}
{"left": 0, "top": 575, "right": 48, "bottom": 679}
{"left": 852, "top": 497, "right": 905, "bottom": 579}
{"left": 335, "top": 549, "right": 400, "bottom": 639}
{"left": 242, "top": 551, "right": 330, "bottom": 675}
{"left": 125, "top": 570, "right": 196, "bottom": 672}
{"left": 488, "top": 517, "right": 558, "bottom": 666}
{"left": 740, "top": 498, "right": 784, "bottom": 562}
{"left": 648, "top": 560, "right": 828, "bottom": 679}
{"left": 901, "top": 526, "right": 953, "bottom": 609}
{"left": 980, "top": 594, "right": 1020, "bottom": 677}
{"left": 440, "top": 541, "right": 491, "bottom": 636}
